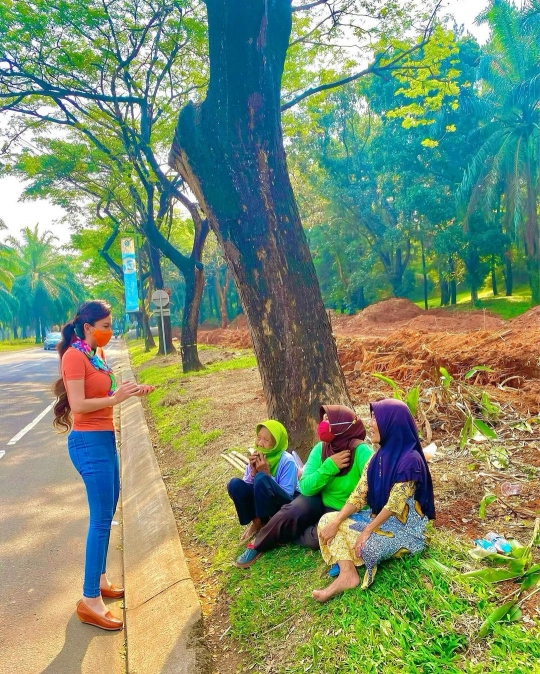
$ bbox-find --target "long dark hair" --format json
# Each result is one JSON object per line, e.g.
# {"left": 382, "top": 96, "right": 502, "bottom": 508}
{"left": 53, "top": 300, "right": 112, "bottom": 432}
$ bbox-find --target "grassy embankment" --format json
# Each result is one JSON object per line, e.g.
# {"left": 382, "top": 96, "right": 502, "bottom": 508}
{"left": 127, "top": 338, "right": 540, "bottom": 674}
{"left": 0, "top": 338, "right": 39, "bottom": 352}
{"left": 417, "top": 285, "right": 533, "bottom": 320}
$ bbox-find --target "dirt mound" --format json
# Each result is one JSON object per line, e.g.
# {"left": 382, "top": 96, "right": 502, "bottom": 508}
{"left": 198, "top": 328, "right": 251, "bottom": 349}
{"left": 361, "top": 298, "right": 424, "bottom": 322}
{"left": 337, "top": 327, "right": 540, "bottom": 412}
{"left": 511, "top": 305, "right": 540, "bottom": 330}
{"left": 405, "top": 309, "right": 505, "bottom": 333}
{"left": 228, "top": 313, "right": 248, "bottom": 329}
{"left": 330, "top": 300, "right": 507, "bottom": 336}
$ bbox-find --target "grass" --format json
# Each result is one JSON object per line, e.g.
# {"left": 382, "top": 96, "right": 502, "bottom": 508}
{"left": 417, "top": 285, "right": 534, "bottom": 320}
{"left": 0, "top": 338, "right": 39, "bottom": 352}
{"left": 128, "top": 342, "right": 540, "bottom": 674}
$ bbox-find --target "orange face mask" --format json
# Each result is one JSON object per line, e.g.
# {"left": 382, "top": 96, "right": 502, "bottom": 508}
{"left": 91, "top": 327, "right": 113, "bottom": 348}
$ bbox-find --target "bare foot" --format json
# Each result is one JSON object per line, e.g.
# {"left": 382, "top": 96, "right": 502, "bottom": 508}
{"left": 240, "top": 518, "right": 262, "bottom": 542}
{"left": 312, "top": 568, "right": 359, "bottom": 603}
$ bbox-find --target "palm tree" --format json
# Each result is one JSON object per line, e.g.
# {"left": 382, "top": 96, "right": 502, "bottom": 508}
{"left": 0, "top": 221, "right": 20, "bottom": 325}
{"left": 458, "top": 0, "right": 540, "bottom": 302}
{"left": 7, "top": 225, "right": 83, "bottom": 342}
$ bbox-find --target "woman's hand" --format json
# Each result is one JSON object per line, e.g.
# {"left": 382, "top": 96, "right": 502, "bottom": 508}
{"left": 248, "top": 452, "right": 258, "bottom": 477}
{"left": 319, "top": 519, "right": 339, "bottom": 546}
{"left": 112, "top": 381, "right": 142, "bottom": 404}
{"left": 134, "top": 384, "right": 155, "bottom": 397}
{"left": 330, "top": 450, "right": 350, "bottom": 470}
{"left": 354, "top": 529, "right": 372, "bottom": 558}
{"left": 254, "top": 454, "right": 271, "bottom": 475}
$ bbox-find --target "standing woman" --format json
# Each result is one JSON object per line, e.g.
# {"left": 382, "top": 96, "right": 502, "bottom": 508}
{"left": 53, "top": 300, "right": 154, "bottom": 631}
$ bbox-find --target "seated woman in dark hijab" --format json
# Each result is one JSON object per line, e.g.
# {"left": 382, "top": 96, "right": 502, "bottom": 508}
{"left": 313, "top": 398, "right": 435, "bottom": 602}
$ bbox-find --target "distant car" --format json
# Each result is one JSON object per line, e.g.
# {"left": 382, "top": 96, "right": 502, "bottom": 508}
{"left": 43, "top": 332, "right": 62, "bottom": 350}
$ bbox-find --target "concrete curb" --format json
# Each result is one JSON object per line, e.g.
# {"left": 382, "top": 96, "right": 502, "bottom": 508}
{"left": 117, "top": 346, "right": 202, "bottom": 674}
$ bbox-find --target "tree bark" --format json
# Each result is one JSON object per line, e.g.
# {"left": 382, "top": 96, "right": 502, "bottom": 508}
{"left": 491, "top": 255, "right": 498, "bottom": 296}
{"left": 182, "top": 265, "right": 206, "bottom": 372}
{"left": 215, "top": 268, "right": 230, "bottom": 328}
{"left": 448, "top": 257, "right": 457, "bottom": 305}
{"left": 170, "top": 0, "right": 351, "bottom": 455}
{"left": 504, "top": 249, "right": 513, "bottom": 296}
{"left": 34, "top": 309, "right": 42, "bottom": 344}
{"left": 421, "top": 239, "right": 428, "bottom": 310}
{"left": 146, "top": 241, "right": 175, "bottom": 355}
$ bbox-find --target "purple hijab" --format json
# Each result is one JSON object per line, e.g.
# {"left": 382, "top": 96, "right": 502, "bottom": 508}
{"left": 367, "top": 399, "right": 435, "bottom": 520}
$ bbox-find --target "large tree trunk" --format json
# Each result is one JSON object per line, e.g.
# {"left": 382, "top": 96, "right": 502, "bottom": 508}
{"left": 181, "top": 265, "right": 205, "bottom": 372}
{"left": 170, "top": 0, "right": 351, "bottom": 455}
{"left": 146, "top": 242, "right": 175, "bottom": 355}
{"left": 143, "top": 210, "right": 207, "bottom": 370}
{"left": 215, "top": 268, "right": 230, "bottom": 328}
{"left": 524, "top": 160, "right": 540, "bottom": 304}
{"left": 141, "top": 309, "right": 155, "bottom": 352}
{"left": 421, "top": 239, "right": 428, "bottom": 310}
{"left": 490, "top": 255, "right": 498, "bottom": 296}
{"left": 34, "top": 308, "right": 42, "bottom": 344}
{"left": 504, "top": 249, "right": 513, "bottom": 296}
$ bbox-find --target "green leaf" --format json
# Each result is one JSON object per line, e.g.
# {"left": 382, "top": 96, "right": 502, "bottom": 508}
{"left": 465, "top": 366, "right": 493, "bottom": 379}
{"left": 405, "top": 386, "right": 420, "bottom": 416}
{"left": 520, "top": 570, "right": 540, "bottom": 591}
{"left": 478, "top": 493, "right": 497, "bottom": 519}
{"left": 463, "top": 568, "right": 521, "bottom": 583}
{"left": 507, "top": 557, "right": 528, "bottom": 574}
{"left": 371, "top": 373, "right": 401, "bottom": 392}
{"left": 419, "top": 558, "right": 453, "bottom": 575}
{"left": 478, "top": 600, "right": 519, "bottom": 638}
{"left": 459, "top": 416, "right": 473, "bottom": 449}
{"left": 439, "top": 367, "right": 453, "bottom": 389}
{"left": 480, "top": 392, "right": 500, "bottom": 417}
{"left": 473, "top": 419, "right": 497, "bottom": 440}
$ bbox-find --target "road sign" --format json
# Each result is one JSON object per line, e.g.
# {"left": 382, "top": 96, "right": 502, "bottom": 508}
{"left": 151, "top": 289, "right": 170, "bottom": 356}
{"left": 151, "top": 289, "right": 170, "bottom": 307}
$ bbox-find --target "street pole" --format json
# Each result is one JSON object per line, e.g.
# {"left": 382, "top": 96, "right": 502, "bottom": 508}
{"left": 160, "top": 304, "right": 167, "bottom": 356}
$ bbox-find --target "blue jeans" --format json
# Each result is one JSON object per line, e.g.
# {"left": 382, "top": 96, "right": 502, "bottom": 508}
{"left": 227, "top": 473, "right": 295, "bottom": 525}
{"left": 68, "top": 430, "right": 119, "bottom": 598}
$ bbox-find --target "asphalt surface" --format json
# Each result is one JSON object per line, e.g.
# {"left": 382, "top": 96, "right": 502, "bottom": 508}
{"left": 0, "top": 342, "right": 126, "bottom": 674}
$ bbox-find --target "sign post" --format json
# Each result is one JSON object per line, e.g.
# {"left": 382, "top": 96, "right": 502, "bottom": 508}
{"left": 151, "top": 289, "right": 170, "bottom": 356}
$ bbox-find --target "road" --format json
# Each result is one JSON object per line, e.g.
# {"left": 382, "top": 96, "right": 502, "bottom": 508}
{"left": 0, "top": 342, "right": 126, "bottom": 674}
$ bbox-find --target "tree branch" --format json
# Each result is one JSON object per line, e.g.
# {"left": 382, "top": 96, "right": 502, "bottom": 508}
{"left": 281, "top": 39, "right": 430, "bottom": 111}
{"left": 291, "top": 0, "right": 327, "bottom": 11}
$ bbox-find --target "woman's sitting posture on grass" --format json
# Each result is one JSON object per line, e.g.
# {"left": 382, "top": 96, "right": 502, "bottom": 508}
{"left": 313, "top": 399, "right": 435, "bottom": 602}
{"left": 236, "top": 405, "right": 372, "bottom": 568}
{"left": 228, "top": 421, "right": 298, "bottom": 542}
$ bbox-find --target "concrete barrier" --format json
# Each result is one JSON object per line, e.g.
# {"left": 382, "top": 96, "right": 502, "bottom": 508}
{"left": 118, "top": 347, "right": 203, "bottom": 674}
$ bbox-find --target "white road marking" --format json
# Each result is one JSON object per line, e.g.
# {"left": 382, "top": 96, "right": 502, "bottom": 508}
{"left": 7, "top": 402, "right": 55, "bottom": 446}
{"left": 0, "top": 450, "right": 5, "bottom": 459}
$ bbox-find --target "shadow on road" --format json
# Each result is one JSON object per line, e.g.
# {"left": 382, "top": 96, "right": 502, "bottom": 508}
{"left": 40, "top": 613, "right": 104, "bottom": 674}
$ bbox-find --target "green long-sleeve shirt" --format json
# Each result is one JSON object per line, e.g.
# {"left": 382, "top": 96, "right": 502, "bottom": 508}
{"left": 299, "top": 441, "right": 373, "bottom": 510}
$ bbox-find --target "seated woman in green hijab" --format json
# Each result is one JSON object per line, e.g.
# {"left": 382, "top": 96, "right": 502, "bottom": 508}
{"left": 227, "top": 420, "right": 299, "bottom": 545}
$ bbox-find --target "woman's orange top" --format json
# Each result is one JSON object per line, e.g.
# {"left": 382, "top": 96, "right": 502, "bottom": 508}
{"left": 61, "top": 348, "right": 114, "bottom": 431}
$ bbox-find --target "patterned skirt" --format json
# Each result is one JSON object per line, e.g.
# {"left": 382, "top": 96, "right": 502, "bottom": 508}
{"left": 318, "top": 497, "right": 428, "bottom": 588}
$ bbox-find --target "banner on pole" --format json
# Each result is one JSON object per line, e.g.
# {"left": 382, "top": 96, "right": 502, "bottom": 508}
{"left": 120, "top": 238, "right": 139, "bottom": 313}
